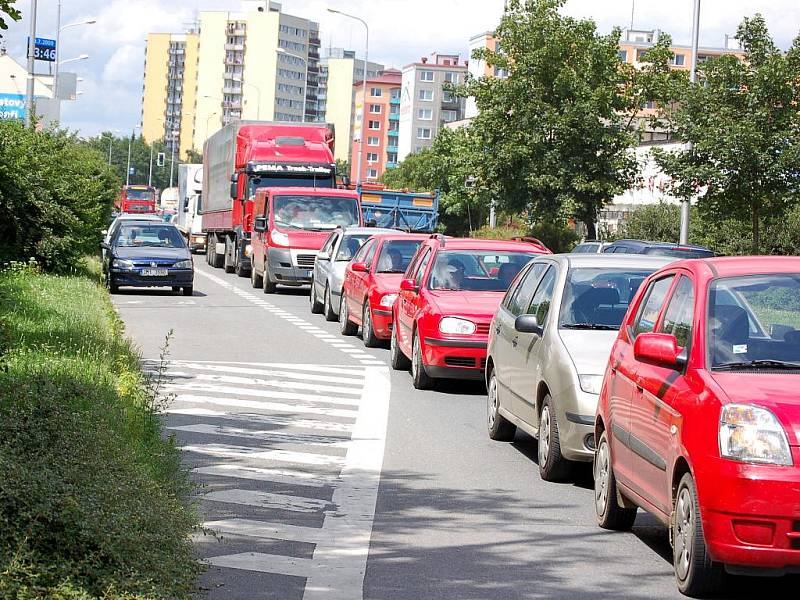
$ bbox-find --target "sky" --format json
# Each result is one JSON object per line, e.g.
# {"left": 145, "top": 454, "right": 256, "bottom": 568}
{"left": 3, "top": 0, "right": 799, "bottom": 138}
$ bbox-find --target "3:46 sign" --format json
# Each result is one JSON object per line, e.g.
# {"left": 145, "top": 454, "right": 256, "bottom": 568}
{"left": 27, "top": 37, "right": 57, "bottom": 62}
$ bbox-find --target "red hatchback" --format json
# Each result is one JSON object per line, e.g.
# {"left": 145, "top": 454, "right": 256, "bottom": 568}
{"left": 391, "top": 235, "right": 545, "bottom": 389}
{"left": 339, "top": 233, "right": 430, "bottom": 347}
{"left": 594, "top": 257, "right": 800, "bottom": 596}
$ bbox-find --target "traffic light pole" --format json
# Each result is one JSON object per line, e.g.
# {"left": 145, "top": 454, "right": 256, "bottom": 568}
{"left": 148, "top": 143, "right": 154, "bottom": 186}
{"left": 25, "top": 0, "right": 38, "bottom": 127}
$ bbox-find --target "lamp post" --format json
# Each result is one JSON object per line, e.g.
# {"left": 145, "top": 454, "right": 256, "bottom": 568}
{"left": 242, "top": 81, "right": 262, "bottom": 119}
{"left": 276, "top": 48, "right": 307, "bottom": 122}
{"left": 59, "top": 54, "right": 89, "bottom": 68}
{"left": 125, "top": 125, "right": 141, "bottom": 186}
{"left": 24, "top": 0, "right": 38, "bottom": 127}
{"left": 54, "top": 0, "right": 96, "bottom": 98}
{"left": 107, "top": 128, "right": 120, "bottom": 165}
{"left": 205, "top": 112, "right": 219, "bottom": 141}
{"left": 680, "top": 0, "right": 701, "bottom": 245}
{"left": 327, "top": 8, "right": 369, "bottom": 186}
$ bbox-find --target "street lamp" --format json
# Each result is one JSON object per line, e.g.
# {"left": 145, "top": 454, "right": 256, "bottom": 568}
{"left": 242, "top": 81, "right": 262, "bottom": 120}
{"left": 276, "top": 48, "right": 308, "bottom": 123}
{"left": 126, "top": 125, "right": 142, "bottom": 186}
{"left": 54, "top": 0, "right": 96, "bottom": 97}
{"left": 205, "top": 112, "right": 219, "bottom": 141}
{"left": 59, "top": 54, "right": 90, "bottom": 67}
{"left": 107, "top": 128, "right": 121, "bottom": 165}
{"left": 680, "top": 0, "right": 701, "bottom": 245}
{"left": 327, "top": 8, "right": 369, "bottom": 186}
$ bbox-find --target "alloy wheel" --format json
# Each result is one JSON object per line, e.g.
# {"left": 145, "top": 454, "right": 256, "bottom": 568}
{"left": 539, "top": 405, "right": 551, "bottom": 467}
{"left": 674, "top": 486, "right": 694, "bottom": 581}
{"left": 487, "top": 375, "right": 499, "bottom": 430}
{"left": 594, "top": 439, "right": 610, "bottom": 516}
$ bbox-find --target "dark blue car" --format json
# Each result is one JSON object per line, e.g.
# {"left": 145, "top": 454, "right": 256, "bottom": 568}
{"left": 601, "top": 239, "right": 714, "bottom": 258}
{"left": 102, "top": 221, "right": 194, "bottom": 295}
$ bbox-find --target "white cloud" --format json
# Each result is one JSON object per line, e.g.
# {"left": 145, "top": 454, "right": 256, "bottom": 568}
{"left": 102, "top": 45, "right": 141, "bottom": 83}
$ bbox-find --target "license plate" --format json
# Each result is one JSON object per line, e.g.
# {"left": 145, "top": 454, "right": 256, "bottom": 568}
{"left": 303, "top": 270, "right": 312, "bottom": 278}
{"left": 141, "top": 268, "right": 168, "bottom": 276}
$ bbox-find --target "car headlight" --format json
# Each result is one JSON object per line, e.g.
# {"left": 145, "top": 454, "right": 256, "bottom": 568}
{"left": 719, "top": 404, "right": 793, "bottom": 466}
{"left": 578, "top": 374, "right": 603, "bottom": 395}
{"left": 379, "top": 293, "right": 398, "bottom": 308}
{"left": 439, "top": 316, "right": 477, "bottom": 335}
{"left": 271, "top": 230, "right": 290, "bottom": 246}
{"left": 112, "top": 258, "right": 135, "bottom": 270}
{"left": 244, "top": 244, "right": 253, "bottom": 257}
{"left": 173, "top": 259, "right": 193, "bottom": 269}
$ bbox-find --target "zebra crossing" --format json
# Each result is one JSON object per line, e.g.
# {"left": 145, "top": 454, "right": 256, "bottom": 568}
{"left": 153, "top": 359, "right": 391, "bottom": 599}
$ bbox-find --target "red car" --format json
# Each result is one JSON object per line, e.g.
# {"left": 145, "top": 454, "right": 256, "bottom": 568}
{"left": 391, "top": 235, "right": 547, "bottom": 389}
{"left": 594, "top": 257, "right": 800, "bottom": 596}
{"left": 339, "top": 233, "right": 430, "bottom": 347}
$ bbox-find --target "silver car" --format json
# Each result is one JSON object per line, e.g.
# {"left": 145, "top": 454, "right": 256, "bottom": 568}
{"left": 485, "top": 254, "right": 673, "bottom": 481}
{"left": 310, "top": 226, "right": 396, "bottom": 321}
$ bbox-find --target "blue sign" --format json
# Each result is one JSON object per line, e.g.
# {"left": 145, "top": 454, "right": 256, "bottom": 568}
{"left": 0, "top": 94, "right": 26, "bottom": 120}
{"left": 27, "top": 37, "right": 57, "bottom": 62}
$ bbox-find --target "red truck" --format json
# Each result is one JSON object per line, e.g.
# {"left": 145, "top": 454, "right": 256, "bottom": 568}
{"left": 250, "top": 187, "right": 362, "bottom": 292}
{"left": 115, "top": 185, "right": 158, "bottom": 214}
{"left": 202, "top": 121, "right": 348, "bottom": 278}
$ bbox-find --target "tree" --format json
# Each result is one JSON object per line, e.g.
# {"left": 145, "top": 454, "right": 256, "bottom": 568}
{"left": 653, "top": 15, "right": 800, "bottom": 254}
{"left": 459, "top": 0, "right": 676, "bottom": 239}
{"left": 83, "top": 133, "right": 174, "bottom": 191}
{"left": 0, "top": 1, "right": 21, "bottom": 36}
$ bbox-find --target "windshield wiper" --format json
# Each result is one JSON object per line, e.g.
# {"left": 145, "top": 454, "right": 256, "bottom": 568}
{"left": 714, "top": 359, "right": 800, "bottom": 371}
{"left": 560, "top": 323, "right": 619, "bottom": 330}
{"left": 273, "top": 219, "right": 303, "bottom": 230}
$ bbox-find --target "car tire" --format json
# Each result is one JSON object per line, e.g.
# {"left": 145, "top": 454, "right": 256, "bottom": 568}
{"left": 235, "top": 260, "right": 249, "bottom": 278}
{"left": 390, "top": 323, "right": 411, "bottom": 370}
{"left": 673, "top": 473, "right": 725, "bottom": 597}
{"left": 106, "top": 273, "right": 119, "bottom": 294}
{"left": 594, "top": 430, "right": 637, "bottom": 531}
{"left": 323, "top": 284, "right": 337, "bottom": 321}
{"left": 209, "top": 235, "right": 224, "bottom": 269}
{"left": 339, "top": 296, "right": 358, "bottom": 336}
{"left": 251, "top": 261, "right": 264, "bottom": 289}
{"left": 537, "top": 395, "right": 573, "bottom": 482}
{"left": 263, "top": 259, "right": 277, "bottom": 294}
{"left": 224, "top": 239, "right": 235, "bottom": 274}
{"left": 172, "top": 286, "right": 180, "bottom": 292}
{"left": 411, "top": 331, "right": 434, "bottom": 390}
{"left": 487, "top": 369, "right": 516, "bottom": 441}
{"left": 362, "top": 302, "right": 380, "bottom": 348}
{"left": 310, "top": 277, "right": 324, "bottom": 314}
{"left": 182, "top": 286, "right": 193, "bottom": 296}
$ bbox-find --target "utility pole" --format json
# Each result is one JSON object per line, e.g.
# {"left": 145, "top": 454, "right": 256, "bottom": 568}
{"left": 148, "top": 143, "right": 154, "bottom": 186}
{"left": 25, "top": 0, "right": 38, "bottom": 127}
{"left": 680, "top": 0, "right": 701, "bottom": 245}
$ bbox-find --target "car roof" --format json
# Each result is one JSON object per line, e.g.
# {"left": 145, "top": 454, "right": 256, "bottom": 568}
{"left": 114, "top": 213, "right": 162, "bottom": 221}
{"left": 431, "top": 238, "right": 545, "bottom": 252}
{"left": 544, "top": 253, "right": 676, "bottom": 269}
{"left": 689, "top": 256, "right": 800, "bottom": 278}
{"left": 115, "top": 220, "right": 178, "bottom": 227}
{"left": 610, "top": 239, "right": 710, "bottom": 251}
{"left": 369, "top": 232, "right": 432, "bottom": 242}
{"left": 340, "top": 227, "right": 397, "bottom": 236}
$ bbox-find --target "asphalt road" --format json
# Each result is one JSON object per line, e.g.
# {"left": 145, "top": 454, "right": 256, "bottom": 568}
{"left": 112, "top": 260, "right": 795, "bottom": 600}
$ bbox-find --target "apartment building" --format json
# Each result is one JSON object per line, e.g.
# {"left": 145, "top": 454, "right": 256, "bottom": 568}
{"left": 141, "top": 2, "right": 321, "bottom": 157}
{"left": 319, "top": 48, "right": 383, "bottom": 163}
{"left": 350, "top": 70, "right": 402, "bottom": 183}
{"left": 397, "top": 53, "right": 467, "bottom": 161}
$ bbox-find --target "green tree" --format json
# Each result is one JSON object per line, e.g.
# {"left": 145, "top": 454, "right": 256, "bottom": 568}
{"left": 0, "top": 1, "right": 20, "bottom": 36}
{"left": 83, "top": 132, "right": 175, "bottom": 191}
{"left": 0, "top": 121, "right": 117, "bottom": 271}
{"left": 653, "top": 14, "right": 800, "bottom": 254}
{"left": 619, "top": 202, "right": 682, "bottom": 242}
{"left": 460, "top": 0, "right": 676, "bottom": 239}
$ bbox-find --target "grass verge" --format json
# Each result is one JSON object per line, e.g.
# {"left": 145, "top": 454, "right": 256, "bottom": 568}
{"left": 0, "top": 261, "right": 202, "bottom": 599}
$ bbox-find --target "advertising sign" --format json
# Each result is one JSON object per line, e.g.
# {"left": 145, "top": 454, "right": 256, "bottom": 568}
{"left": 0, "top": 94, "right": 26, "bottom": 120}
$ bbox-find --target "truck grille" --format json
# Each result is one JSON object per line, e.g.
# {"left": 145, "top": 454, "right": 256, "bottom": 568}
{"left": 296, "top": 254, "right": 317, "bottom": 268}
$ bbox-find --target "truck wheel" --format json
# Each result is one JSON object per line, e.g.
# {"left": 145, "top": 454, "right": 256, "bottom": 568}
{"left": 263, "top": 260, "right": 277, "bottom": 294}
{"left": 209, "top": 235, "right": 224, "bottom": 269}
{"left": 224, "top": 239, "right": 235, "bottom": 274}
{"left": 251, "top": 262, "right": 263, "bottom": 289}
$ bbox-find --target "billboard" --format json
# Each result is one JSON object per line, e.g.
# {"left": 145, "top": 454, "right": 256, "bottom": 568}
{"left": 0, "top": 94, "right": 26, "bottom": 120}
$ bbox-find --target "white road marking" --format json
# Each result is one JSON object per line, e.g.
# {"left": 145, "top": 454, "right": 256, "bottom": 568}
{"left": 194, "top": 464, "right": 336, "bottom": 488}
{"left": 164, "top": 383, "right": 361, "bottom": 407}
{"left": 165, "top": 408, "right": 354, "bottom": 433}
{"left": 206, "top": 552, "right": 314, "bottom": 577}
{"left": 166, "top": 372, "right": 363, "bottom": 396}
{"left": 204, "top": 489, "right": 331, "bottom": 512}
{"left": 183, "top": 443, "right": 346, "bottom": 467}
{"left": 206, "top": 518, "right": 324, "bottom": 544}
{"left": 169, "top": 423, "right": 350, "bottom": 448}
{"left": 171, "top": 394, "right": 358, "bottom": 419}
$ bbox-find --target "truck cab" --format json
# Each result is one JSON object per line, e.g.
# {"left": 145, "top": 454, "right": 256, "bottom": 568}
{"left": 117, "top": 185, "right": 157, "bottom": 214}
{"left": 250, "top": 187, "right": 362, "bottom": 293}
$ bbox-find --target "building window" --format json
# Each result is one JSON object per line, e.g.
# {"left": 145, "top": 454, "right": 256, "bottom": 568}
{"left": 419, "top": 70, "right": 434, "bottom": 82}
{"left": 367, "top": 152, "right": 378, "bottom": 162}
{"left": 442, "top": 91, "right": 456, "bottom": 103}
{"left": 493, "top": 67, "right": 509, "bottom": 77}
{"left": 418, "top": 89, "right": 433, "bottom": 101}
{"left": 370, "top": 87, "right": 382, "bottom": 97}
{"left": 618, "top": 50, "right": 628, "bottom": 61}
{"left": 636, "top": 49, "right": 648, "bottom": 62}
{"left": 368, "top": 136, "right": 380, "bottom": 146}
{"left": 418, "top": 108, "right": 432, "bottom": 120}
{"left": 367, "top": 168, "right": 378, "bottom": 179}
{"left": 444, "top": 72, "right": 459, "bottom": 84}
{"left": 672, "top": 53, "right": 686, "bottom": 66}
{"left": 369, "top": 120, "right": 380, "bottom": 130}
{"left": 441, "top": 109, "right": 457, "bottom": 122}
{"left": 417, "top": 128, "right": 432, "bottom": 140}
{"left": 369, "top": 104, "right": 382, "bottom": 114}
{"left": 387, "top": 152, "right": 398, "bottom": 163}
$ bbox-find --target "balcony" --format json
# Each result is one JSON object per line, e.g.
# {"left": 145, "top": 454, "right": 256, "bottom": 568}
{"left": 388, "top": 129, "right": 398, "bottom": 137}
{"left": 307, "top": 65, "right": 319, "bottom": 74}
{"left": 225, "top": 56, "right": 244, "bottom": 65}
{"left": 224, "top": 43, "right": 245, "bottom": 51}
{"left": 223, "top": 86, "right": 242, "bottom": 94}
{"left": 308, "top": 50, "right": 320, "bottom": 60}
{"left": 390, "top": 97, "right": 400, "bottom": 105}
{"left": 227, "top": 26, "right": 246, "bottom": 36}
{"left": 385, "top": 161, "right": 398, "bottom": 169}
{"left": 389, "top": 113, "right": 399, "bottom": 121}
{"left": 386, "top": 144, "right": 398, "bottom": 153}
{"left": 309, "top": 36, "right": 321, "bottom": 46}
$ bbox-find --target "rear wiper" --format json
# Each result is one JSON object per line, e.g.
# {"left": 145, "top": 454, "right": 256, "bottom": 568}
{"left": 714, "top": 359, "right": 800, "bottom": 371}
{"left": 561, "top": 323, "right": 618, "bottom": 330}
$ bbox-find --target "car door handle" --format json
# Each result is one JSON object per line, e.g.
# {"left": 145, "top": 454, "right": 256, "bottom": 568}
{"left": 636, "top": 385, "right": 644, "bottom": 393}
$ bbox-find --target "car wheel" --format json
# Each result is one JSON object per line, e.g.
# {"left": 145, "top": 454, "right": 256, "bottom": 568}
{"left": 323, "top": 284, "right": 337, "bottom": 321}
{"left": 310, "top": 277, "right": 323, "bottom": 314}
{"left": 594, "top": 430, "right": 637, "bottom": 530}
{"left": 537, "top": 395, "right": 573, "bottom": 481}
{"left": 362, "top": 302, "right": 380, "bottom": 348}
{"left": 105, "top": 272, "right": 119, "bottom": 294}
{"left": 182, "top": 286, "right": 193, "bottom": 296}
{"left": 487, "top": 369, "right": 516, "bottom": 441}
{"left": 224, "top": 239, "right": 235, "bottom": 274}
{"left": 390, "top": 323, "right": 411, "bottom": 370}
{"left": 673, "top": 473, "right": 725, "bottom": 597}
{"left": 172, "top": 286, "right": 180, "bottom": 292}
{"left": 262, "top": 259, "right": 277, "bottom": 294}
{"left": 339, "top": 296, "right": 358, "bottom": 335}
{"left": 411, "top": 331, "right": 434, "bottom": 390}
{"left": 251, "top": 261, "right": 264, "bottom": 289}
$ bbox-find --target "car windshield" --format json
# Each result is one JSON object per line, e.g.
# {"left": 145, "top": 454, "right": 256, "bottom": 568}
{"left": 335, "top": 234, "right": 372, "bottom": 261}
{"left": 560, "top": 268, "right": 654, "bottom": 329}
{"left": 644, "top": 246, "right": 714, "bottom": 258}
{"left": 428, "top": 250, "right": 536, "bottom": 292}
{"left": 376, "top": 239, "right": 424, "bottom": 273}
{"left": 114, "top": 224, "right": 186, "bottom": 248}
{"left": 573, "top": 243, "right": 600, "bottom": 254}
{"left": 709, "top": 274, "right": 800, "bottom": 369}
{"left": 273, "top": 195, "right": 360, "bottom": 231}
{"left": 125, "top": 189, "right": 154, "bottom": 200}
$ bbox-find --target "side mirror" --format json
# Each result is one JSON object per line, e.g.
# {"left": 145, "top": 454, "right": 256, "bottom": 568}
{"left": 342, "top": 175, "right": 351, "bottom": 187}
{"left": 229, "top": 173, "right": 239, "bottom": 199}
{"left": 351, "top": 262, "right": 368, "bottom": 273}
{"left": 634, "top": 333, "right": 685, "bottom": 369}
{"left": 317, "top": 251, "right": 331, "bottom": 262}
{"left": 515, "top": 314, "right": 543, "bottom": 335}
{"left": 400, "top": 278, "right": 418, "bottom": 293}
{"left": 183, "top": 201, "right": 189, "bottom": 213}
{"left": 100, "top": 241, "right": 110, "bottom": 250}
{"left": 253, "top": 216, "right": 268, "bottom": 232}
